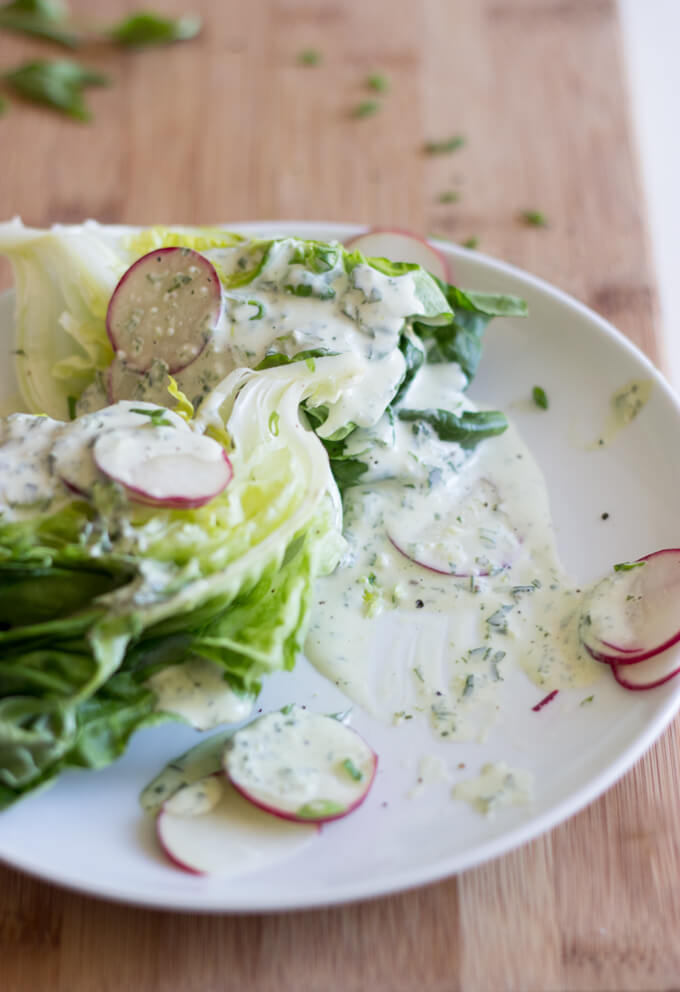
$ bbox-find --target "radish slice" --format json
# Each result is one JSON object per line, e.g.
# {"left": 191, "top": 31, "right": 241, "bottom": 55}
{"left": 156, "top": 774, "right": 317, "bottom": 876}
{"left": 345, "top": 229, "right": 450, "bottom": 281}
{"left": 93, "top": 425, "right": 232, "bottom": 508}
{"left": 53, "top": 400, "right": 189, "bottom": 497}
{"left": 580, "top": 549, "right": 680, "bottom": 665}
{"left": 612, "top": 651, "right": 680, "bottom": 691}
{"left": 386, "top": 479, "right": 519, "bottom": 577}
{"left": 106, "top": 247, "right": 223, "bottom": 374}
{"left": 224, "top": 707, "right": 377, "bottom": 823}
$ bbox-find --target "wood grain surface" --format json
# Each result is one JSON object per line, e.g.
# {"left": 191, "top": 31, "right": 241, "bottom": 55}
{"left": 1, "top": 1, "right": 678, "bottom": 990}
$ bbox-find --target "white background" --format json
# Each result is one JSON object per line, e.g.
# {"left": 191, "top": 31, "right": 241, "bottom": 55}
{"left": 620, "top": 0, "right": 680, "bottom": 391}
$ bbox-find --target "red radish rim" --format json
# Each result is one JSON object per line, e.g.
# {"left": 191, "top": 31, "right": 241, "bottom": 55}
{"left": 155, "top": 813, "right": 205, "bottom": 876}
{"left": 388, "top": 533, "right": 501, "bottom": 579}
{"left": 118, "top": 449, "right": 233, "bottom": 509}
{"left": 227, "top": 751, "right": 377, "bottom": 825}
{"left": 612, "top": 659, "right": 680, "bottom": 692}
{"left": 344, "top": 227, "right": 451, "bottom": 282}
{"left": 106, "top": 247, "right": 221, "bottom": 375}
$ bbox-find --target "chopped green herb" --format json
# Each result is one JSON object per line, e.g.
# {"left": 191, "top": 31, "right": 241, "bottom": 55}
{"left": 462, "top": 674, "right": 475, "bottom": 697}
{"left": 437, "top": 190, "right": 460, "bottom": 203}
{"left": 268, "top": 410, "right": 280, "bottom": 437}
{"left": 352, "top": 100, "right": 380, "bottom": 118}
{"left": 532, "top": 385, "right": 549, "bottom": 410}
{"left": 247, "top": 299, "right": 264, "bottom": 320}
{"left": 0, "top": 0, "right": 80, "bottom": 48}
{"left": 413, "top": 665, "right": 425, "bottom": 682}
{"left": 424, "top": 134, "right": 465, "bottom": 155}
{"left": 305, "top": 356, "right": 316, "bottom": 372}
{"left": 366, "top": 72, "right": 389, "bottom": 92}
{"left": 130, "top": 407, "right": 173, "bottom": 427}
{"left": 461, "top": 236, "right": 478, "bottom": 250}
{"left": 108, "top": 12, "right": 201, "bottom": 47}
{"left": 520, "top": 209, "right": 548, "bottom": 228}
{"left": 0, "top": 93, "right": 8, "bottom": 116}
{"left": 297, "top": 48, "right": 322, "bottom": 66}
{"left": 67, "top": 394, "right": 77, "bottom": 420}
{"left": 613, "top": 560, "right": 646, "bottom": 572}
{"left": 4, "top": 58, "right": 108, "bottom": 121}
{"left": 280, "top": 703, "right": 294, "bottom": 715}
{"left": 580, "top": 695, "right": 594, "bottom": 706}
{"left": 341, "top": 758, "right": 363, "bottom": 782}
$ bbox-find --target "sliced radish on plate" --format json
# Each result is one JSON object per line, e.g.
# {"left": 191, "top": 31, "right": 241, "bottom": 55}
{"left": 386, "top": 478, "right": 519, "bottom": 577}
{"left": 224, "top": 707, "right": 377, "bottom": 823}
{"left": 53, "top": 400, "right": 190, "bottom": 497}
{"left": 579, "top": 549, "right": 680, "bottom": 666}
{"left": 106, "top": 246, "right": 223, "bottom": 374}
{"left": 156, "top": 774, "right": 317, "bottom": 876}
{"left": 345, "top": 229, "right": 450, "bottom": 281}
{"left": 94, "top": 424, "right": 232, "bottom": 508}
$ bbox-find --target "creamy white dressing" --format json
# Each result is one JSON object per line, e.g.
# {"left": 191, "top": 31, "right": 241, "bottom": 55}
{"left": 306, "top": 365, "right": 602, "bottom": 742}
{"left": 147, "top": 657, "right": 254, "bottom": 730}
{"left": 86, "top": 239, "right": 434, "bottom": 442}
{"left": 452, "top": 762, "right": 533, "bottom": 816}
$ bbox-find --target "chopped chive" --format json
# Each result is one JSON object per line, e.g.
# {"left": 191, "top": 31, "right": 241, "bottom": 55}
{"left": 67, "top": 395, "right": 77, "bottom": 420}
{"left": 366, "top": 72, "right": 389, "bottom": 92}
{"left": 437, "top": 190, "right": 460, "bottom": 203}
{"left": 297, "top": 49, "right": 322, "bottom": 66}
{"left": 352, "top": 100, "right": 380, "bottom": 118}
{"left": 341, "top": 758, "right": 363, "bottom": 781}
{"left": 424, "top": 134, "right": 465, "bottom": 155}
{"left": 461, "top": 236, "right": 478, "bottom": 250}
{"left": 520, "top": 209, "right": 548, "bottom": 227}
{"left": 532, "top": 385, "right": 549, "bottom": 410}
{"left": 130, "top": 407, "right": 173, "bottom": 427}
{"left": 462, "top": 674, "right": 475, "bottom": 697}
{"left": 613, "top": 560, "right": 646, "bottom": 572}
{"left": 580, "top": 695, "right": 595, "bottom": 706}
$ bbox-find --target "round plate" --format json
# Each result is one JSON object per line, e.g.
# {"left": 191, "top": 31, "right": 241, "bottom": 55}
{"left": 1, "top": 221, "right": 680, "bottom": 912}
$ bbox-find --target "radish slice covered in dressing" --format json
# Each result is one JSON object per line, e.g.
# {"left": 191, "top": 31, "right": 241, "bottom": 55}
{"left": 386, "top": 478, "right": 519, "bottom": 577}
{"left": 106, "top": 246, "right": 223, "bottom": 374}
{"left": 611, "top": 653, "right": 680, "bottom": 691}
{"left": 94, "top": 424, "right": 232, "bottom": 508}
{"left": 156, "top": 774, "right": 317, "bottom": 877}
{"left": 53, "top": 400, "right": 190, "bottom": 497}
{"left": 224, "top": 707, "right": 377, "bottom": 823}
{"left": 579, "top": 549, "right": 680, "bottom": 668}
{"left": 345, "top": 229, "right": 450, "bottom": 282}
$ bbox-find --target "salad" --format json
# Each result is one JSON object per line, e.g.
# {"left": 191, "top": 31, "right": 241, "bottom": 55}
{"left": 0, "top": 221, "right": 675, "bottom": 876}
{"left": 0, "top": 220, "right": 528, "bottom": 811}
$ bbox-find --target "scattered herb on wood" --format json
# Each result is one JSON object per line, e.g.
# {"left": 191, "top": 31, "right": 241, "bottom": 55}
{"left": 4, "top": 59, "right": 108, "bottom": 121}
{"left": 424, "top": 134, "right": 465, "bottom": 155}
{"left": 437, "top": 190, "right": 459, "bottom": 203}
{"left": 352, "top": 99, "right": 380, "bottom": 119}
{"left": 297, "top": 48, "right": 322, "bottom": 66}
{"left": 520, "top": 209, "right": 548, "bottom": 227}
{"left": 366, "top": 72, "right": 388, "bottom": 92}
{"left": 0, "top": 2, "right": 202, "bottom": 120}
{"left": 461, "top": 236, "right": 478, "bottom": 250}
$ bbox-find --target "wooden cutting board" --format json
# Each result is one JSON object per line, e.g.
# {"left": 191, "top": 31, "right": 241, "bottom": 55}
{"left": 2, "top": 1, "right": 678, "bottom": 989}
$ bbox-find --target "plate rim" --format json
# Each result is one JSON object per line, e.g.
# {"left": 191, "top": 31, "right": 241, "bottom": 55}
{"left": 1, "top": 219, "right": 679, "bottom": 913}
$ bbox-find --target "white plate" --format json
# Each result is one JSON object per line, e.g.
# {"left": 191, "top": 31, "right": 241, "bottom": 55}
{"left": 1, "top": 221, "right": 680, "bottom": 912}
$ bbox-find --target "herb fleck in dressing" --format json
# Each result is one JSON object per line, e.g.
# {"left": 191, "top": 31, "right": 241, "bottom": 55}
{"left": 452, "top": 762, "right": 533, "bottom": 815}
